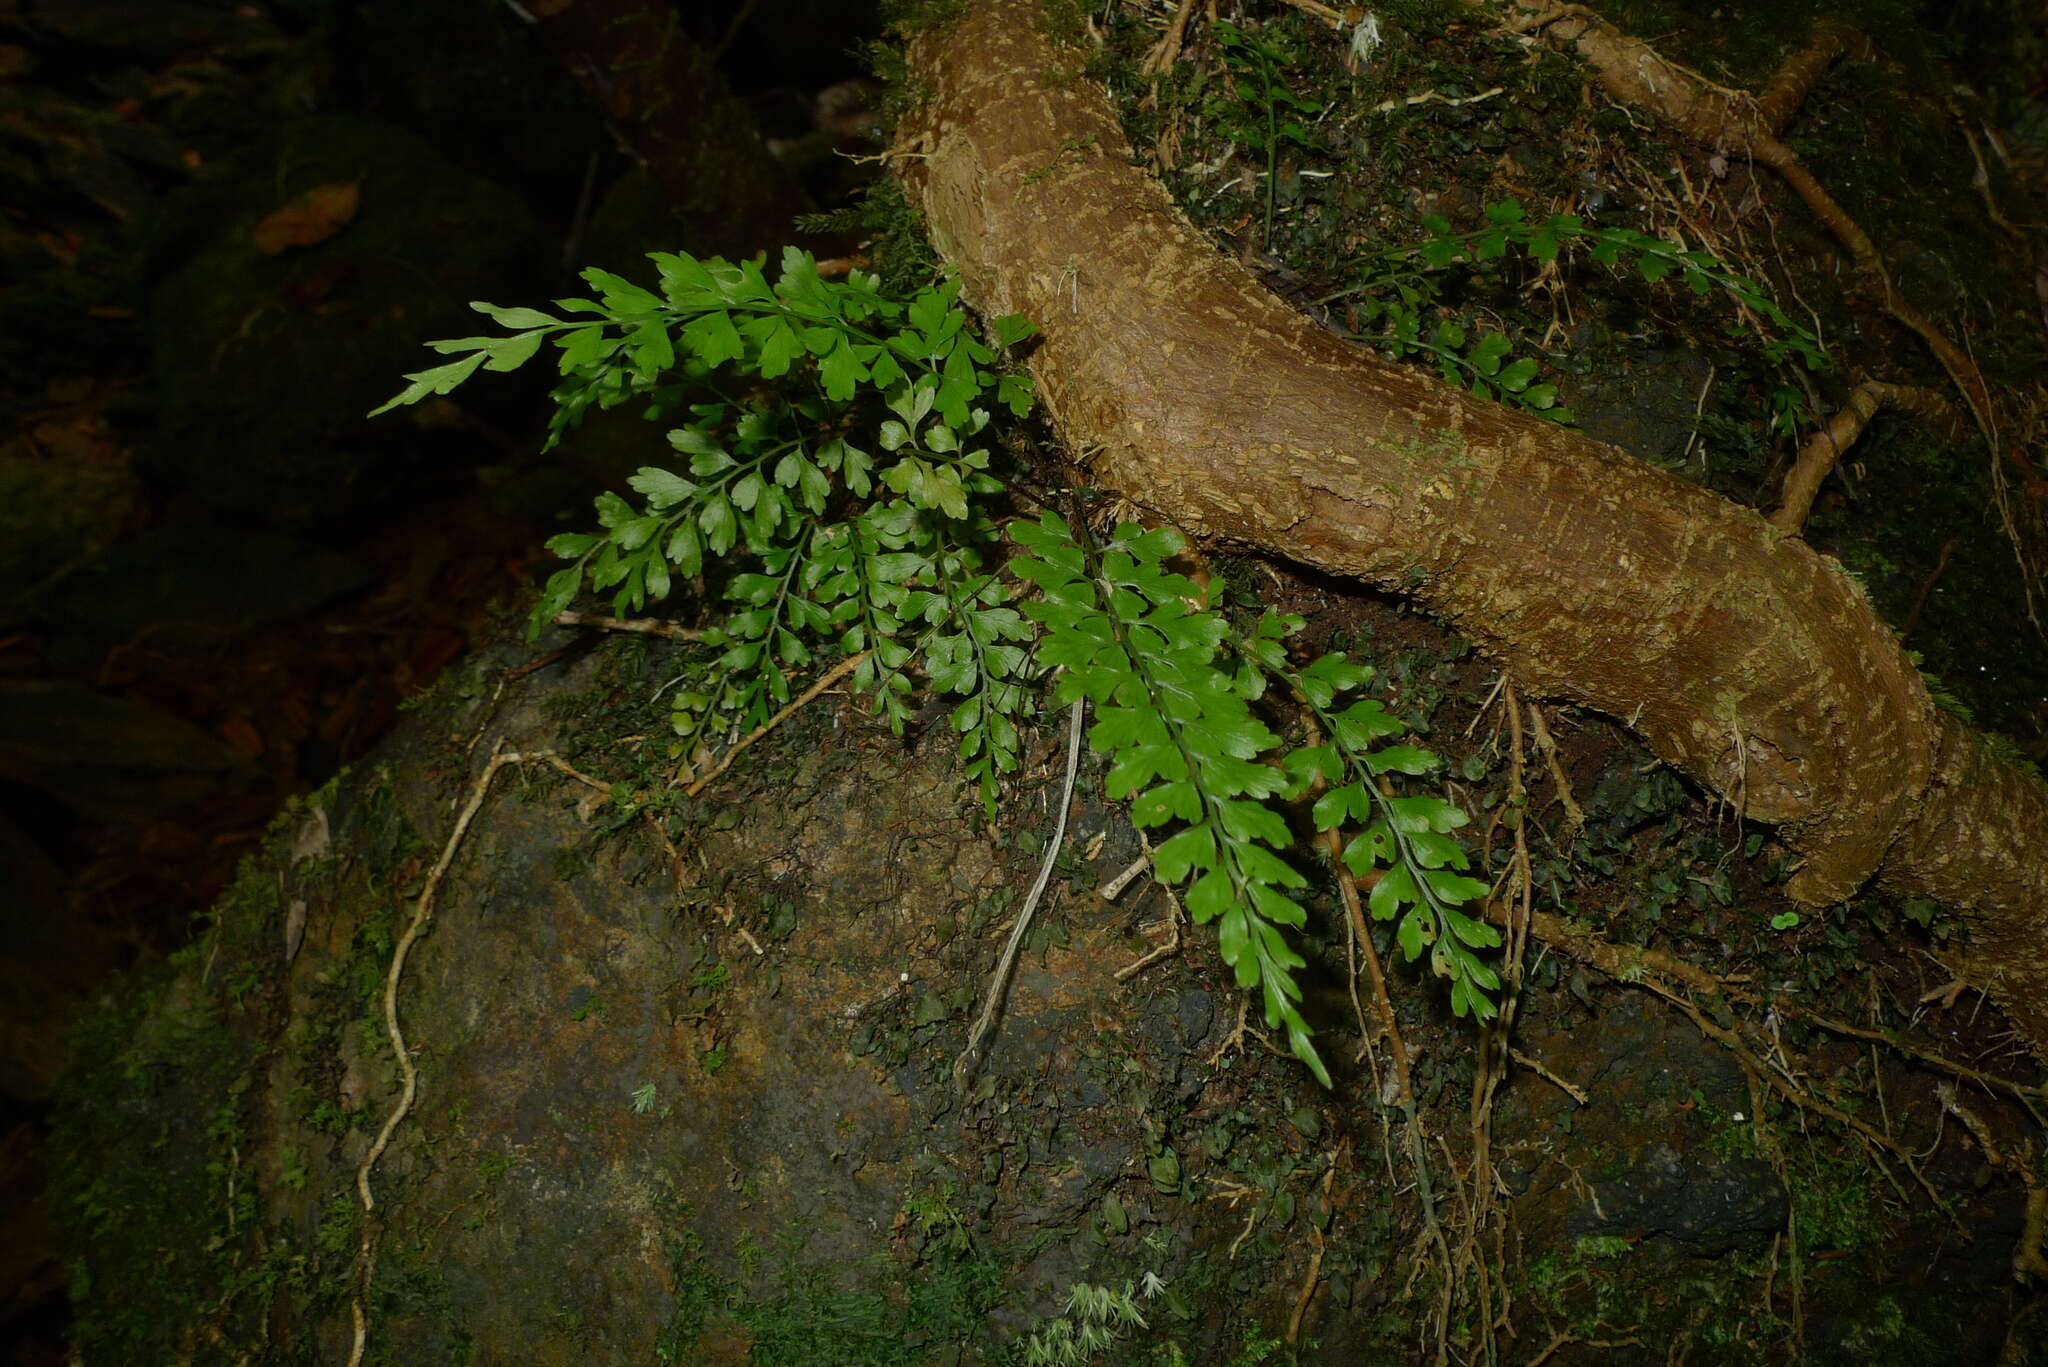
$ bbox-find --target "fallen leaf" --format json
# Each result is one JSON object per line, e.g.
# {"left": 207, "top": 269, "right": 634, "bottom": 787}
{"left": 217, "top": 715, "right": 264, "bottom": 758}
{"left": 252, "top": 179, "right": 360, "bottom": 255}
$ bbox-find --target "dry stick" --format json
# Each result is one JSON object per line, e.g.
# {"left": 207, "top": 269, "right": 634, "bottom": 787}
{"left": 954, "top": 698, "right": 1084, "bottom": 1092}
{"left": 552, "top": 610, "right": 705, "bottom": 641}
{"left": 1771, "top": 382, "right": 1959, "bottom": 532}
{"left": 1285, "top": 1160, "right": 1340, "bottom": 1344}
{"left": 1898, "top": 536, "right": 1961, "bottom": 642}
{"left": 348, "top": 739, "right": 549, "bottom": 1367}
{"left": 684, "top": 651, "right": 868, "bottom": 797}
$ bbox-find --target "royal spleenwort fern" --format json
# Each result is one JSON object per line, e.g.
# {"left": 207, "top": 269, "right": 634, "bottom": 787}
{"left": 1010, "top": 513, "right": 1500, "bottom": 1085}
{"left": 1245, "top": 617, "right": 1503, "bottom": 1022}
{"left": 376, "top": 247, "right": 1499, "bottom": 1086}
{"left": 371, "top": 248, "right": 1038, "bottom": 806}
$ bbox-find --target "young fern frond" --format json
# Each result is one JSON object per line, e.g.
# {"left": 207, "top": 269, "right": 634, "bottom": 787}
{"left": 1335, "top": 196, "right": 1830, "bottom": 428}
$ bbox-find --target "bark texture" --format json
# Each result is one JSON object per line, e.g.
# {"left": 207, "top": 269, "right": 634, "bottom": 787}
{"left": 898, "top": 4, "right": 2048, "bottom": 1052}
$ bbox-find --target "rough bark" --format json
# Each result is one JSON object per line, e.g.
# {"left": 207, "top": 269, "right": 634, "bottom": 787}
{"left": 897, "top": 4, "right": 2048, "bottom": 1053}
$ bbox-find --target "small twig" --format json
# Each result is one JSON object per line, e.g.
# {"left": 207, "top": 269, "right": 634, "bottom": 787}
{"left": 954, "top": 698, "right": 1085, "bottom": 1092}
{"left": 1285, "top": 1162, "right": 1339, "bottom": 1343}
{"left": 685, "top": 651, "right": 868, "bottom": 796}
{"left": 1099, "top": 853, "right": 1151, "bottom": 900}
{"left": 1112, "top": 828, "right": 1185, "bottom": 981}
{"left": 1509, "top": 1047, "right": 1588, "bottom": 1105}
{"left": 553, "top": 610, "right": 705, "bottom": 641}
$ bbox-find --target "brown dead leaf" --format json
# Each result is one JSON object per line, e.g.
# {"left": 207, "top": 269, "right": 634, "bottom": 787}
{"left": 252, "top": 180, "right": 360, "bottom": 255}
{"left": 216, "top": 715, "right": 264, "bottom": 758}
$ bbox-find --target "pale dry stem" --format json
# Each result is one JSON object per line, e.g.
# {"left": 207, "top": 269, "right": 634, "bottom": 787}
{"left": 684, "top": 650, "right": 869, "bottom": 796}
{"left": 348, "top": 740, "right": 569, "bottom": 1367}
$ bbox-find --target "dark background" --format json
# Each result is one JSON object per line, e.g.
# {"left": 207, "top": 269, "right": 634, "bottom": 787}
{"left": 0, "top": 1, "right": 881, "bottom": 1358}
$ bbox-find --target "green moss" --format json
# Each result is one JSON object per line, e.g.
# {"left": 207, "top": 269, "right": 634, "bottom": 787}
{"left": 654, "top": 1203, "right": 1008, "bottom": 1367}
{"left": 50, "top": 761, "right": 434, "bottom": 1364}
{"left": 51, "top": 913, "right": 273, "bottom": 1360}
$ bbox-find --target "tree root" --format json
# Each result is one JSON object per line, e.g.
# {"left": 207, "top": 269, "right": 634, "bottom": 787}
{"left": 1771, "top": 381, "right": 1960, "bottom": 532}
{"left": 1488, "top": 0, "right": 2048, "bottom": 608}
{"left": 348, "top": 740, "right": 610, "bottom": 1367}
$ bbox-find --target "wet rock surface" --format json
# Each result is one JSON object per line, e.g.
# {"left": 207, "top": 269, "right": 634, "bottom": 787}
{"left": 48, "top": 636, "right": 2048, "bottom": 1365}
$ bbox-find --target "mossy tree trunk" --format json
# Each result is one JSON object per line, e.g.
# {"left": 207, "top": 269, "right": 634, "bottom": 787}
{"left": 896, "top": 2, "right": 2048, "bottom": 1056}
